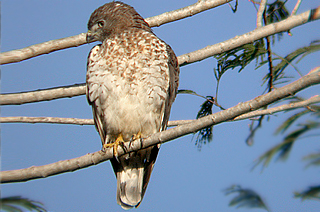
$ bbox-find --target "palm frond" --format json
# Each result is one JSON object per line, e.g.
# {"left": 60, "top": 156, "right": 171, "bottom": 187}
{"left": 224, "top": 185, "right": 269, "bottom": 211}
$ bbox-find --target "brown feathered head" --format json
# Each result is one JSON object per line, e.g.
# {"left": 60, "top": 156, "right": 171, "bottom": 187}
{"left": 87, "top": 1, "right": 151, "bottom": 42}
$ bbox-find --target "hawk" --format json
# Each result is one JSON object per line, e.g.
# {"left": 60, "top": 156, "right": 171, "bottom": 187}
{"left": 86, "top": 1, "right": 179, "bottom": 209}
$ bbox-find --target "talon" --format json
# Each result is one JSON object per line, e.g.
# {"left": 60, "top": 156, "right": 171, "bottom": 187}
{"left": 129, "top": 132, "right": 142, "bottom": 147}
{"left": 103, "top": 134, "right": 125, "bottom": 160}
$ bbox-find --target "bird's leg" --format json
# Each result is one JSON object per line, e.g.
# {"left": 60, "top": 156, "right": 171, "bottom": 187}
{"left": 103, "top": 133, "right": 125, "bottom": 162}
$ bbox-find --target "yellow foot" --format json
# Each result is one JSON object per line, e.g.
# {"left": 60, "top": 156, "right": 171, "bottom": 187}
{"left": 130, "top": 132, "right": 143, "bottom": 148}
{"left": 103, "top": 134, "right": 125, "bottom": 160}
{"left": 132, "top": 132, "right": 142, "bottom": 141}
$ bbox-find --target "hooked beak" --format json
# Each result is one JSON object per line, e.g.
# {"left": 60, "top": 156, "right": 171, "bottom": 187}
{"left": 86, "top": 30, "right": 96, "bottom": 43}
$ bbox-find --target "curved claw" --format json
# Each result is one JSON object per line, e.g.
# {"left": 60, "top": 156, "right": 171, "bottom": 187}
{"left": 103, "top": 134, "right": 125, "bottom": 162}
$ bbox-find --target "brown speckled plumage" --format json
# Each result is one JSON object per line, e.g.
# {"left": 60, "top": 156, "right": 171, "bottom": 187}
{"left": 86, "top": 1, "right": 179, "bottom": 209}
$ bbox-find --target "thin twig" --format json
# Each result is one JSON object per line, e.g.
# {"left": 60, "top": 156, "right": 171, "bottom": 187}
{"left": 263, "top": 9, "right": 274, "bottom": 92}
{"left": 234, "top": 95, "right": 320, "bottom": 121}
{"left": 257, "top": 0, "right": 267, "bottom": 28}
{"left": 246, "top": 115, "right": 265, "bottom": 146}
{"left": 291, "top": 0, "right": 302, "bottom": 15}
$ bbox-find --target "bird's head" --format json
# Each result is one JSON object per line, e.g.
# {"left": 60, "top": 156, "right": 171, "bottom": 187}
{"left": 87, "top": 1, "right": 151, "bottom": 43}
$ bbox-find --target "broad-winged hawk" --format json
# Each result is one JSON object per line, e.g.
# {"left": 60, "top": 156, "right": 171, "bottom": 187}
{"left": 86, "top": 1, "right": 179, "bottom": 209}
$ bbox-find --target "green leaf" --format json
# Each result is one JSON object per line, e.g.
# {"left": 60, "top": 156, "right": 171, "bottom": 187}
{"left": 0, "top": 196, "right": 47, "bottom": 212}
{"left": 303, "top": 151, "right": 320, "bottom": 168}
{"left": 262, "top": 40, "right": 320, "bottom": 86}
{"left": 213, "top": 40, "right": 267, "bottom": 80}
{"left": 265, "top": 1, "right": 289, "bottom": 24}
{"left": 253, "top": 122, "right": 320, "bottom": 169}
{"left": 194, "top": 97, "right": 214, "bottom": 149}
{"left": 224, "top": 185, "right": 269, "bottom": 211}
{"left": 265, "top": 0, "right": 290, "bottom": 43}
{"left": 275, "top": 110, "right": 311, "bottom": 135}
{"left": 177, "top": 89, "right": 206, "bottom": 99}
{"left": 295, "top": 186, "right": 320, "bottom": 201}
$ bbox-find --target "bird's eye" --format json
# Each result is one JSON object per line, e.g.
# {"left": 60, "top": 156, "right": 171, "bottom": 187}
{"left": 97, "top": 21, "right": 104, "bottom": 28}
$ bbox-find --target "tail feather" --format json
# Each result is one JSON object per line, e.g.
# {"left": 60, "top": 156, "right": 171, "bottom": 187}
{"left": 117, "top": 167, "right": 144, "bottom": 209}
{"left": 111, "top": 145, "right": 159, "bottom": 209}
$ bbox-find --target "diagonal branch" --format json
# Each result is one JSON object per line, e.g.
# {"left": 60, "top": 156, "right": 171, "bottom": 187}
{"left": 234, "top": 95, "right": 320, "bottom": 121}
{"left": 0, "top": 0, "right": 231, "bottom": 65}
{"left": 1, "top": 7, "right": 319, "bottom": 106}
{"left": 178, "top": 7, "right": 320, "bottom": 66}
{"left": 145, "top": 0, "right": 232, "bottom": 27}
{"left": 1, "top": 69, "right": 319, "bottom": 183}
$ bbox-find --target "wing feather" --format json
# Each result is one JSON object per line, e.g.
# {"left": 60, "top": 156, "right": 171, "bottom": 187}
{"left": 86, "top": 44, "right": 106, "bottom": 145}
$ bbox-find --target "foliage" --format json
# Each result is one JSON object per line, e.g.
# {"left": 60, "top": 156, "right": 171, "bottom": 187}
{"left": 180, "top": 0, "right": 320, "bottom": 208}
{"left": 303, "top": 151, "right": 320, "bottom": 168}
{"left": 295, "top": 186, "right": 320, "bottom": 201}
{"left": 194, "top": 39, "right": 320, "bottom": 148}
{"left": 189, "top": 0, "right": 320, "bottom": 151}
{"left": 194, "top": 96, "right": 215, "bottom": 149}
{"left": 253, "top": 121, "right": 320, "bottom": 170}
{"left": 293, "top": 151, "right": 320, "bottom": 201}
{"left": 224, "top": 185, "right": 269, "bottom": 211}
{"left": 262, "top": 40, "right": 320, "bottom": 86}
{"left": 213, "top": 40, "right": 266, "bottom": 80}
{"left": 264, "top": 0, "right": 290, "bottom": 43}
{"left": 0, "top": 196, "right": 46, "bottom": 212}
{"left": 177, "top": 89, "right": 207, "bottom": 99}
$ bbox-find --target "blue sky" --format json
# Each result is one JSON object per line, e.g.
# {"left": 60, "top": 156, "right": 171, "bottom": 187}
{"left": 1, "top": 1, "right": 320, "bottom": 211}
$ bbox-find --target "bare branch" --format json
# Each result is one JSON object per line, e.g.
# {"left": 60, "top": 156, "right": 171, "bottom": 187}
{"left": 0, "top": 34, "right": 87, "bottom": 65}
{"left": 2, "top": 93, "right": 319, "bottom": 126}
{"left": 1, "top": 69, "right": 319, "bottom": 183}
{"left": 1, "top": 7, "right": 319, "bottom": 106}
{"left": 291, "top": 0, "right": 302, "bottom": 15}
{"left": 0, "top": 83, "right": 86, "bottom": 105}
{"left": 0, "top": 116, "right": 191, "bottom": 127}
{"left": 0, "top": 116, "right": 94, "bottom": 125}
{"left": 0, "top": 0, "right": 231, "bottom": 65}
{"left": 234, "top": 95, "right": 320, "bottom": 121}
{"left": 146, "top": 0, "right": 232, "bottom": 27}
{"left": 256, "top": 0, "right": 267, "bottom": 28}
{"left": 178, "top": 7, "right": 320, "bottom": 66}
